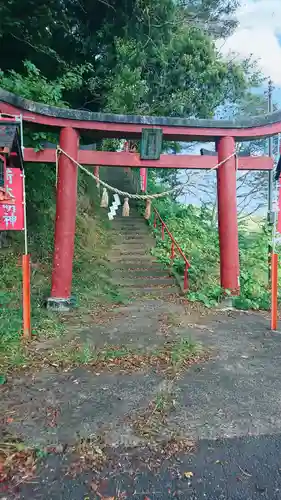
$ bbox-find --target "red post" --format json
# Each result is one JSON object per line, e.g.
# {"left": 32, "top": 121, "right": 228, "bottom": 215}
{"left": 217, "top": 136, "right": 240, "bottom": 294}
{"left": 170, "top": 242, "right": 175, "bottom": 260}
{"left": 140, "top": 167, "right": 145, "bottom": 191}
{"left": 49, "top": 127, "right": 79, "bottom": 310}
{"left": 22, "top": 254, "right": 31, "bottom": 339}
{"left": 143, "top": 168, "right": 148, "bottom": 191}
{"left": 278, "top": 179, "right": 281, "bottom": 234}
{"left": 161, "top": 223, "right": 165, "bottom": 240}
{"left": 154, "top": 213, "right": 157, "bottom": 228}
{"left": 94, "top": 166, "right": 100, "bottom": 185}
{"left": 183, "top": 263, "right": 189, "bottom": 291}
{"left": 271, "top": 253, "right": 278, "bottom": 330}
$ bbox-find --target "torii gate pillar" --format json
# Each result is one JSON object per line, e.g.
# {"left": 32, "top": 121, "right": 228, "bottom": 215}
{"left": 48, "top": 127, "right": 79, "bottom": 310}
{"left": 217, "top": 136, "right": 240, "bottom": 295}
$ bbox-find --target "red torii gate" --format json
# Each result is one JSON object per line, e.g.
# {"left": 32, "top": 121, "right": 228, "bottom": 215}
{"left": 0, "top": 89, "right": 278, "bottom": 310}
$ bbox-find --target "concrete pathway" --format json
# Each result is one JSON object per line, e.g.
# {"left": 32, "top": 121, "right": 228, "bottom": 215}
{"left": 2, "top": 298, "right": 281, "bottom": 499}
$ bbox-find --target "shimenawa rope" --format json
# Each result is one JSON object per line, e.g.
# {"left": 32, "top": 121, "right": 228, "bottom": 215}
{"left": 56, "top": 146, "right": 239, "bottom": 200}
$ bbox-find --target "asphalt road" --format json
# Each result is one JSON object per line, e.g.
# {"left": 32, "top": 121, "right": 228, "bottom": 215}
{"left": 15, "top": 434, "right": 281, "bottom": 500}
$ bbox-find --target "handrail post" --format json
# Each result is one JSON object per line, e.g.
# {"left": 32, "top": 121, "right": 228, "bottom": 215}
{"left": 152, "top": 208, "right": 191, "bottom": 293}
{"left": 170, "top": 241, "right": 175, "bottom": 260}
{"left": 183, "top": 263, "right": 189, "bottom": 291}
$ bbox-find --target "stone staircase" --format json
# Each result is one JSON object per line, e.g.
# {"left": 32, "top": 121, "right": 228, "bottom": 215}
{"left": 108, "top": 207, "right": 180, "bottom": 298}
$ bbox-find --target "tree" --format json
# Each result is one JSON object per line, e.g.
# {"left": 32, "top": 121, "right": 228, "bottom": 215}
{"left": 104, "top": 31, "right": 246, "bottom": 117}
{"left": 0, "top": 0, "right": 244, "bottom": 112}
{"left": 181, "top": 0, "right": 240, "bottom": 37}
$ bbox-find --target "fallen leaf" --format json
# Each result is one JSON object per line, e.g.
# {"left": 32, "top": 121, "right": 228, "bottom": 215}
{"left": 184, "top": 471, "right": 193, "bottom": 478}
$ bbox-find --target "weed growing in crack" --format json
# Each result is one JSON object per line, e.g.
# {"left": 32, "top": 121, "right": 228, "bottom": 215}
{"left": 170, "top": 337, "right": 202, "bottom": 369}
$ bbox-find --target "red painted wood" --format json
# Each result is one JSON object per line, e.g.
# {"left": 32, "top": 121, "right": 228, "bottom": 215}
{"left": 140, "top": 167, "right": 147, "bottom": 191}
{"left": 23, "top": 148, "right": 273, "bottom": 170}
{"left": 51, "top": 128, "right": 79, "bottom": 299}
{"left": 153, "top": 207, "right": 190, "bottom": 267}
{"left": 217, "top": 136, "right": 240, "bottom": 295}
{"left": 278, "top": 179, "right": 281, "bottom": 233}
{"left": 183, "top": 263, "right": 189, "bottom": 291}
{"left": 144, "top": 168, "right": 148, "bottom": 190}
{"left": 1, "top": 101, "right": 281, "bottom": 140}
{"left": 24, "top": 148, "right": 56, "bottom": 163}
{"left": 170, "top": 242, "right": 175, "bottom": 260}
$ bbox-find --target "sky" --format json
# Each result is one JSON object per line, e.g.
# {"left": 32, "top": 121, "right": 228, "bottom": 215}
{"left": 179, "top": 0, "right": 281, "bottom": 210}
{"left": 219, "top": 0, "right": 281, "bottom": 102}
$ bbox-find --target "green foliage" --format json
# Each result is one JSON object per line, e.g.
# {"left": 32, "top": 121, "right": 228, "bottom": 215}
{"left": 1, "top": 0, "right": 249, "bottom": 117}
{"left": 147, "top": 191, "right": 272, "bottom": 310}
{"left": 104, "top": 26, "right": 246, "bottom": 118}
{"left": 170, "top": 337, "right": 201, "bottom": 368}
{"left": 73, "top": 173, "right": 127, "bottom": 308}
{"left": 0, "top": 60, "right": 93, "bottom": 106}
{"left": 0, "top": 66, "right": 121, "bottom": 373}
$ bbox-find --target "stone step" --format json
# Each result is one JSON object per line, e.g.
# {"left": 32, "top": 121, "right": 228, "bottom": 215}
{"left": 114, "top": 277, "right": 174, "bottom": 286}
{"left": 126, "top": 281, "right": 178, "bottom": 289}
{"left": 112, "top": 244, "right": 154, "bottom": 250}
{"left": 110, "top": 225, "right": 149, "bottom": 230}
{"left": 112, "top": 239, "right": 153, "bottom": 245}
{"left": 110, "top": 230, "right": 149, "bottom": 236}
{"left": 123, "top": 286, "right": 179, "bottom": 297}
{"left": 114, "top": 218, "right": 144, "bottom": 222}
{"left": 113, "top": 215, "right": 144, "bottom": 219}
{"left": 112, "top": 269, "right": 170, "bottom": 277}
{"left": 111, "top": 244, "right": 151, "bottom": 251}
{"left": 111, "top": 218, "right": 145, "bottom": 222}
{"left": 110, "top": 263, "right": 168, "bottom": 271}
{"left": 110, "top": 232, "right": 151, "bottom": 238}
{"left": 112, "top": 221, "right": 144, "bottom": 226}
{"left": 106, "top": 200, "right": 179, "bottom": 297}
{"left": 112, "top": 215, "right": 144, "bottom": 219}
{"left": 114, "top": 250, "right": 151, "bottom": 257}
{"left": 110, "top": 253, "right": 155, "bottom": 260}
{"left": 115, "top": 236, "right": 152, "bottom": 241}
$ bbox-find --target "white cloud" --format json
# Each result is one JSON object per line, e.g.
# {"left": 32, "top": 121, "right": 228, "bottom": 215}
{"left": 218, "top": 0, "right": 281, "bottom": 84}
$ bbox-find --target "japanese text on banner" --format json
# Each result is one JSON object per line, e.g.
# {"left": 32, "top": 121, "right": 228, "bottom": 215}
{"left": 0, "top": 166, "right": 24, "bottom": 231}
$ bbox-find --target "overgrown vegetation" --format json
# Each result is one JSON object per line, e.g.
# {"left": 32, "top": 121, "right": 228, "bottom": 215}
{"left": 145, "top": 189, "right": 272, "bottom": 310}
{"left": 0, "top": 176, "right": 122, "bottom": 373}
{"left": 0, "top": 66, "right": 124, "bottom": 374}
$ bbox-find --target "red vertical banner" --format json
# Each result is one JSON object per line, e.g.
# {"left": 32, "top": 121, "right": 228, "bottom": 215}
{"left": 0, "top": 166, "right": 24, "bottom": 231}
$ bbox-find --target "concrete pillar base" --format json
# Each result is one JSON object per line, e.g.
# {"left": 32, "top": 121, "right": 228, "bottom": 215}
{"left": 47, "top": 296, "right": 76, "bottom": 312}
{"left": 217, "top": 296, "right": 235, "bottom": 311}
